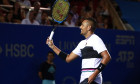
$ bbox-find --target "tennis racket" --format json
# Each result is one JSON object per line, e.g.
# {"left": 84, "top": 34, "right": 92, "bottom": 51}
{"left": 49, "top": 0, "right": 70, "bottom": 40}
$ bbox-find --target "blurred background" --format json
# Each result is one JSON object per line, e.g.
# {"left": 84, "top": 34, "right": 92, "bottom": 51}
{"left": 0, "top": 0, "right": 140, "bottom": 84}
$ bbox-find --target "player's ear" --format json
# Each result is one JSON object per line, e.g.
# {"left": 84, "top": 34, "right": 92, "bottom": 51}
{"left": 87, "top": 25, "right": 92, "bottom": 31}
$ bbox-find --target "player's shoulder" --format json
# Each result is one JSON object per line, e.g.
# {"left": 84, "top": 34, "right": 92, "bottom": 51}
{"left": 78, "top": 39, "right": 86, "bottom": 45}
{"left": 91, "top": 34, "right": 103, "bottom": 41}
{"left": 92, "top": 34, "right": 101, "bottom": 39}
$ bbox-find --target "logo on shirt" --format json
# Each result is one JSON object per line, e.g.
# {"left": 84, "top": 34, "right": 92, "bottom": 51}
{"left": 48, "top": 66, "right": 55, "bottom": 73}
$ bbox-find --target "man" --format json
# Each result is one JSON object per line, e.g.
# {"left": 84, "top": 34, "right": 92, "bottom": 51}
{"left": 38, "top": 51, "right": 56, "bottom": 84}
{"left": 21, "top": 10, "right": 39, "bottom": 25}
{"left": 46, "top": 18, "right": 111, "bottom": 84}
{"left": 64, "top": 13, "right": 75, "bottom": 27}
{"left": 39, "top": 12, "right": 51, "bottom": 26}
{"left": 19, "top": 0, "right": 31, "bottom": 7}
{"left": 70, "top": 5, "right": 79, "bottom": 24}
{"left": 26, "top": 1, "right": 42, "bottom": 22}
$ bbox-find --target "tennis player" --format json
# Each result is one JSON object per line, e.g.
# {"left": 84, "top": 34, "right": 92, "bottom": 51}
{"left": 46, "top": 18, "right": 111, "bottom": 84}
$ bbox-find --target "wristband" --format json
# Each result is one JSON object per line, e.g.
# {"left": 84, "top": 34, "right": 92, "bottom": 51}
{"left": 97, "top": 63, "right": 106, "bottom": 72}
{"left": 58, "top": 51, "right": 67, "bottom": 60}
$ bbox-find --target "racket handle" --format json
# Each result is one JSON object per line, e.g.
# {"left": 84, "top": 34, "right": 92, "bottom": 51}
{"left": 49, "top": 31, "right": 54, "bottom": 40}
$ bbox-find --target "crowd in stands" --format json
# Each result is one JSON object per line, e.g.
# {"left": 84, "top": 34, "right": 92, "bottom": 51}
{"left": 0, "top": 0, "right": 113, "bottom": 29}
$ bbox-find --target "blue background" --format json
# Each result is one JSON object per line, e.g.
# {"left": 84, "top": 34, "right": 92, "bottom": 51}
{"left": 0, "top": 23, "right": 140, "bottom": 84}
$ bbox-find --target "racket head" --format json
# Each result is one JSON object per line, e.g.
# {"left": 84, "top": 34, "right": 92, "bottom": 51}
{"left": 52, "top": 0, "right": 70, "bottom": 24}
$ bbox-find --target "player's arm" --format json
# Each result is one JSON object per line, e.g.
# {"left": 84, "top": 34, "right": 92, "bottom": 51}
{"left": 46, "top": 38, "right": 79, "bottom": 63}
{"left": 100, "top": 50, "right": 111, "bottom": 65}
{"left": 88, "top": 50, "right": 111, "bottom": 83}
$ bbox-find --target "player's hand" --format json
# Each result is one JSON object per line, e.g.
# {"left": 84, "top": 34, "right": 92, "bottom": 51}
{"left": 88, "top": 73, "right": 96, "bottom": 84}
{"left": 46, "top": 37, "right": 54, "bottom": 49}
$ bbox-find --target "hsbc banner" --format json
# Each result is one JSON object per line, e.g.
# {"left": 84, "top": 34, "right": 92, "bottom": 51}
{"left": 0, "top": 23, "right": 140, "bottom": 84}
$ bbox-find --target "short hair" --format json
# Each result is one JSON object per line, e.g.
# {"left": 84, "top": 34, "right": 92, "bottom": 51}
{"left": 85, "top": 18, "right": 97, "bottom": 32}
{"left": 47, "top": 51, "right": 55, "bottom": 56}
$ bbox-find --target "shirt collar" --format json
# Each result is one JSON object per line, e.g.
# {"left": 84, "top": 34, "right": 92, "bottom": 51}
{"left": 86, "top": 33, "right": 94, "bottom": 41}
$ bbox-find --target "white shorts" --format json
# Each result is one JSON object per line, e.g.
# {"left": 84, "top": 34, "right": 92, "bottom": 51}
{"left": 80, "top": 69, "right": 102, "bottom": 84}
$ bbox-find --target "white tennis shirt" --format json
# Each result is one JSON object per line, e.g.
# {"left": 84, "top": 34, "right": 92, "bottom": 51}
{"left": 73, "top": 34, "right": 107, "bottom": 84}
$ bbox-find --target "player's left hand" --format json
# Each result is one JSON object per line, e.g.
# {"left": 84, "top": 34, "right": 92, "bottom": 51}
{"left": 88, "top": 73, "right": 96, "bottom": 84}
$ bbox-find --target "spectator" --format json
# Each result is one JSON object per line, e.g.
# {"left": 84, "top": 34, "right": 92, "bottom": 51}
{"left": 70, "top": 5, "right": 79, "bottom": 25}
{"left": 96, "top": 0, "right": 109, "bottom": 16}
{"left": 96, "top": 15, "right": 104, "bottom": 28}
{"left": 84, "top": 6, "right": 94, "bottom": 18}
{"left": 40, "top": 12, "right": 51, "bottom": 26}
{"left": 64, "top": 13, "right": 75, "bottom": 27}
{"left": 38, "top": 51, "right": 56, "bottom": 84}
{"left": 12, "top": 1, "right": 23, "bottom": 23}
{"left": 26, "top": 1, "right": 42, "bottom": 22}
{"left": 5, "top": 10, "right": 13, "bottom": 23}
{"left": 0, "top": 8, "right": 6, "bottom": 23}
{"left": 78, "top": 6, "right": 94, "bottom": 26}
{"left": 103, "top": 17, "right": 112, "bottom": 29}
{"left": 88, "top": 0, "right": 95, "bottom": 16}
{"left": 21, "top": 10, "right": 39, "bottom": 25}
{"left": 76, "top": 16, "right": 85, "bottom": 26}
{"left": 0, "top": 16, "right": 5, "bottom": 23}
{"left": 18, "top": 0, "right": 31, "bottom": 7}
{"left": 1, "top": 0, "right": 10, "bottom": 5}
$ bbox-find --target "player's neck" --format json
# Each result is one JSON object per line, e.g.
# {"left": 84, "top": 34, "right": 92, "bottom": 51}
{"left": 85, "top": 32, "right": 94, "bottom": 39}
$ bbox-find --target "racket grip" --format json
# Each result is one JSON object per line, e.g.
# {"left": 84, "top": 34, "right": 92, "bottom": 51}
{"left": 49, "top": 31, "right": 54, "bottom": 40}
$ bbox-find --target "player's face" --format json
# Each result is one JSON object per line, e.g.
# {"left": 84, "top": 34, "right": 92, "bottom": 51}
{"left": 80, "top": 20, "right": 89, "bottom": 36}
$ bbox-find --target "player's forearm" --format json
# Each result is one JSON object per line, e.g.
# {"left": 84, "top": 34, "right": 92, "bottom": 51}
{"left": 47, "top": 39, "right": 78, "bottom": 62}
{"left": 92, "top": 55, "right": 110, "bottom": 75}
{"left": 91, "top": 51, "right": 111, "bottom": 77}
{"left": 51, "top": 45, "right": 61, "bottom": 55}
{"left": 101, "top": 55, "right": 111, "bottom": 65}
{"left": 88, "top": 53, "right": 111, "bottom": 83}
{"left": 88, "top": 69, "right": 100, "bottom": 83}
{"left": 92, "top": 69, "right": 100, "bottom": 77}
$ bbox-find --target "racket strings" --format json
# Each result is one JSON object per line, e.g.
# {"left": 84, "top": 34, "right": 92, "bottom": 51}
{"left": 52, "top": 0, "right": 69, "bottom": 23}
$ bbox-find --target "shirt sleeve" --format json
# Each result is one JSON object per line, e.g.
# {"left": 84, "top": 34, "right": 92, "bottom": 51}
{"left": 93, "top": 36, "right": 107, "bottom": 54}
{"left": 21, "top": 19, "right": 26, "bottom": 24}
{"left": 72, "top": 41, "right": 82, "bottom": 57}
{"left": 36, "top": 21, "right": 40, "bottom": 25}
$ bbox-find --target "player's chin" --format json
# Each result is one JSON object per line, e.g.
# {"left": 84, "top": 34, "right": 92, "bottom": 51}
{"left": 80, "top": 32, "right": 84, "bottom": 35}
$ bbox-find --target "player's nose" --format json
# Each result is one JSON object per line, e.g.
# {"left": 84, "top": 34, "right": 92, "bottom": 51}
{"left": 79, "top": 26, "right": 82, "bottom": 30}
